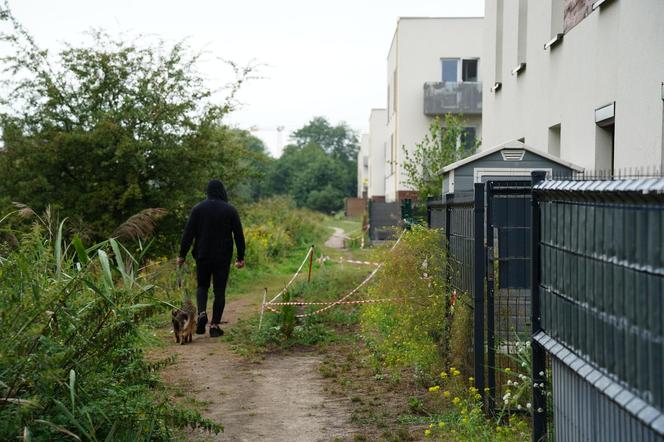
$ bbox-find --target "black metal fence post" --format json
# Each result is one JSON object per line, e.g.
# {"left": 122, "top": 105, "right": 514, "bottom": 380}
{"left": 485, "top": 182, "right": 496, "bottom": 413}
{"left": 473, "top": 183, "right": 486, "bottom": 399}
{"left": 444, "top": 193, "right": 452, "bottom": 244}
{"left": 426, "top": 196, "right": 433, "bottom": 228}
{"left": 531, "top": 171, "right": 547, "bottom": 442}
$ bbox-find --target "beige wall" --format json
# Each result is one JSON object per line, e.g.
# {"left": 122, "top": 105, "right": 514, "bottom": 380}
{"left": 357, "top": 133, "right": 369, "bottom": 198}
{"left": 482, "top": 0, "right": 664, "bottom": 171}
{"left": 386, "top": 17, "right": 484, "bottom": 201}
{"left": 368, "top": 109, "right": 387, "bottom": 198}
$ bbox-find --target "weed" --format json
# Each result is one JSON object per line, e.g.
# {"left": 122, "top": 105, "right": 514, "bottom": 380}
{"left": 0, "top": 214, "right": 220, "bottom": 440}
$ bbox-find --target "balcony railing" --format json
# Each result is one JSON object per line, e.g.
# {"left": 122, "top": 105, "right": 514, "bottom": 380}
{"left": 423, "top": 81, "right": 482, "bottom": 116}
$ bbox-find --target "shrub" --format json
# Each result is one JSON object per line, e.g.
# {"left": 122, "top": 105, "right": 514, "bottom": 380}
{"left": 423, "top": 367, "right": 530, "bottom": 441}
{"left": 0, "top": 215, "right": 220, "bottom": 440}
{"left": 237, "top": 196, "right": 326, "bottom": 270}
{"left": 360, "top": 226, "right": 457, "bottom": 384}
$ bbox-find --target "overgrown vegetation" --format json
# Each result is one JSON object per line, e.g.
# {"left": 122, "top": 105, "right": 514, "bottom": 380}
{"left": 360, "top": 226, "right": 466, "bottom": 385}
{"left": 226, "top": 263, "right": 368, "bottom": 356}
{"left": 0, "top": 211, "right": 221, "bottom": 440}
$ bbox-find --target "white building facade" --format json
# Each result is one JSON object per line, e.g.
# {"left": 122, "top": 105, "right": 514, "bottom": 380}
{"left": 367, "top": 109, "right": 387, "bottom": 200}
{"left": 356, "top": 133, "right": 369, "bottom": 198}
{"left": 481, "top": 0, "right": 664, "bottom": 172}
{"left": 384, "top": 17, "right": 484, "bottom": 202}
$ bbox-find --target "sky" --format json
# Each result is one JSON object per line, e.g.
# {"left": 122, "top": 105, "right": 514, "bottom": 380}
{"left": 8, "top": 0, "right": 484, "bottom": 156}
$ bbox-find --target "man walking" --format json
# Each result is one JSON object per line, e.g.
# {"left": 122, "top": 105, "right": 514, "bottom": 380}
{"left": 177, "top": 179, "right": 245, "bottom": 337}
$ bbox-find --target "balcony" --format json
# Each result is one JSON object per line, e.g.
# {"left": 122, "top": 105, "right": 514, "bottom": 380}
{"left": 423, "top": 81, "right": 482, "bottom": 116}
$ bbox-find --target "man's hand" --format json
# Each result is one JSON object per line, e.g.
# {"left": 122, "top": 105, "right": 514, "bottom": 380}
{"left": 176, "top": 257, "right": 185, "bottom": 267}
{"left": 235, "top": 260, "right": 245, "bottom": 269}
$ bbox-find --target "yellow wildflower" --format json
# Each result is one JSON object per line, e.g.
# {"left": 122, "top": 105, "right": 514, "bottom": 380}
{"left": 452, "top": 397, "right": 461, "bottom": 405}
{"left": 440, "top": 371, "right": 448, "bottom": 379}
{"left": 469, "top": 387, "right": 478, "bottom": 394}
{"left": 468, "top": 376, "right": 475, "bottom": 382}
{"left": 505, "top": 368, "right": 511, "bottom": 373}
{"left": 443, "top": 391, "right": 451, "bottom": 398}
{"left": 428, "top": 385, "right": 440, "bottom": 392}
{"left": 424, "top": 429, "right": 431, "bottom": 437}
{"left": 438, "top": 422, "right": 446, "bottom": 428}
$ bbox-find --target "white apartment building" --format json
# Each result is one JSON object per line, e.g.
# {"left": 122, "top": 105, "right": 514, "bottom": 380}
{"left": 368, "top": 109, "right": 387, "bottom": 200}
{"left": 481, "top": 0, "right": 664, "bottom": 172}
{"left": 356, "top": 133, "right": 369, "bottom": 198}
{"left": 385, "top": 17, "right": 484, "bottom": 202}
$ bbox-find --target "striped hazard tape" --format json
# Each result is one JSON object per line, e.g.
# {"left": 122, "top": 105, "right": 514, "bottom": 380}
{"left": 265, "top": 298, "right": 404, "bottom": 307}
{"left": 318, "top": 256, "right": 380, "bottom": 266}
{"left": 260, "top": 230, "right": 407, "bottom": 321}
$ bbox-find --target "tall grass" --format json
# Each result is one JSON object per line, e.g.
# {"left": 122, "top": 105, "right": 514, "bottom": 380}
{"left": 0, "top": 213, "right": 221, "bottom": 440}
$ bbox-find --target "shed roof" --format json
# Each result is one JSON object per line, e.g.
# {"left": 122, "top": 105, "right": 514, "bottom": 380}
{"left": 438, "top": 140, "right": 584, "bottom": 175}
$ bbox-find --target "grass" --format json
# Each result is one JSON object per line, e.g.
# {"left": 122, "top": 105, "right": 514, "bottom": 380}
{"left": 224, "top": 261, "right": 369, "bottom": 356}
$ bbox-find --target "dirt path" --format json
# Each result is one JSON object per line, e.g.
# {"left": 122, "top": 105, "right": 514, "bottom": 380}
{"left": 159, "top": 229, "right": 355, "bottom": 441}
{"left": 324, "top": 227, "right": 347, "bottom": 249}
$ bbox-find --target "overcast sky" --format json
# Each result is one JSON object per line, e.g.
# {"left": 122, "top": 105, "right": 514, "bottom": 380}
{"left": 8, "top": 0, "right": 484, "bottom": 156}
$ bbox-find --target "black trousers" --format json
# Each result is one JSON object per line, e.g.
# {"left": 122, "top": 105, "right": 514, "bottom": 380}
{"left": 195, "top": 257, "right": 231, "bottom": 324}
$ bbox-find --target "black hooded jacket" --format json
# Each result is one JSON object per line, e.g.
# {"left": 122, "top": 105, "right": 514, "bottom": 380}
{"left": 178, "top": 180, "right": 245, "bottom": 262}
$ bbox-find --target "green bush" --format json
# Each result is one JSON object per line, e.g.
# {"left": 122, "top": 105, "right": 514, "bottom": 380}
{"left": 0, "top": 215, "right": 220, "bottom": 440}
{"left": 241, "top": 196, "right": 325, "bottom": 261}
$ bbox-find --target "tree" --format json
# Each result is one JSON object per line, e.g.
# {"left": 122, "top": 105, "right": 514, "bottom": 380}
{"left": 401, "top": 114, "right": 479, "bottom": 200}
{"left": 262, "top": 117, "right": 357, "bottom": 213}
{"left": 0, "top": 6, "right": 256, "bottom": 247}
{"left": 291, "top": 116, "right": 359, "bottom": 163}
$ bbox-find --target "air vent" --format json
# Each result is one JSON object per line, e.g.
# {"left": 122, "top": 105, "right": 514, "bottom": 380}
{"left": 501, "top": 150, "right": 525, "bottom": 161}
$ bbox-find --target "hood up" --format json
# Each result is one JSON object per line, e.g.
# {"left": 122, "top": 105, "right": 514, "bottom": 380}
{"left": 206, "top": 179, "right": 228, "bottom": 201}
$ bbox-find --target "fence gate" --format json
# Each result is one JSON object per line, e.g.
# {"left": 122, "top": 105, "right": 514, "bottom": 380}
{"left": 485, "top": 180, "right": 533, "bottom": 411}
{"left": 368, "top": 200, "right": 400, "bottom": 240}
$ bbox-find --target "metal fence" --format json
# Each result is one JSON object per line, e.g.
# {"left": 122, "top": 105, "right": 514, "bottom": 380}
{"left": 368, "top": 200, "right": 400, "bottom": 240}
{"left": 485, "top": 180, "right": 533, "bottom": 410}
{"left": 532, "top": 175, "right": 664, "bottom": 441}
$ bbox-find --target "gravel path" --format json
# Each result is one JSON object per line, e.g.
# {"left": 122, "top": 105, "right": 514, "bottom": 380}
{"left": 324, "top": 227, "right": 346, "bottom": 249}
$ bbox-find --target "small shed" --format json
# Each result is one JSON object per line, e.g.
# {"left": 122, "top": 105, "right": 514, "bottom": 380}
{"left": 440, "top": 140, "right": 583, "bottom": 195}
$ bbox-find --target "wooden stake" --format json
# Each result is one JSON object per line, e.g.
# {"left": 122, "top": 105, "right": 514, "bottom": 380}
{"left": 307, "top": 245, "right": 314, "bottom": 283}
{"left": 258, "top": 288, "right": 267, "bottom": 331}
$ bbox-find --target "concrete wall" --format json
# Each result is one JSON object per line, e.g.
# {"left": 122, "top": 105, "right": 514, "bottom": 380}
{"left": 482, "top": 0, "right": 664, "bottom": 171}
{"left": 357, "top": 134, "right": 369, "bottom": 198}
{"left": 368, "top": 109, "right": 387, "bottom": 199}
{"left": 385, "top": 17, "right": 484, "bottom": 201}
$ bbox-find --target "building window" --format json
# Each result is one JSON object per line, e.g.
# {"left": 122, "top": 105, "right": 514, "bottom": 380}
{"left": 461, "top": 127, "right": 477, "bottom": 151}
{"left": 442, "top": 59, "right": 459, "bottom": 82}
{"left": 442, "top": 58, "right": 479, "bottom": 82}
{"left": 595, "top": 102, "right": 615, "bottom": 172}
{"left": 462, "top": 59, "right": 479, "bottom": 82}
{"left": 548, "top": 124, "right": 561, "bottom": 157}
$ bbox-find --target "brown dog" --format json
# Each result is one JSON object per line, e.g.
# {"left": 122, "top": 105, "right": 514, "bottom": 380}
{"left": 171, "top": 298, "right": 197, "bottom": 344}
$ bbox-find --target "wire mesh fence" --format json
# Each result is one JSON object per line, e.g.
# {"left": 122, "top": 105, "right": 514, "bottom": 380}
{"left": 532, "top": 175, "right": 664, "bottom": 441}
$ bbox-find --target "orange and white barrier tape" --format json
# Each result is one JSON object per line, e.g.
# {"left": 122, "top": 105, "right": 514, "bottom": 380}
{"left": 267, "top": 246, "right": 314, "bottom": 304}
{"left": 262, "top": 230, "right": 407, "bottom": 320}
{"left": 265, "top": 298, "right": 404, "bottom": 307}
{"left": 319, "top": 256, "right": 380, "bottom": 266}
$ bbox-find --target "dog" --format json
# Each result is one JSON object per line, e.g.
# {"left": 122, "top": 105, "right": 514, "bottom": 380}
{"left": 171, "top": 298, "right": 197, "bottom": 344}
